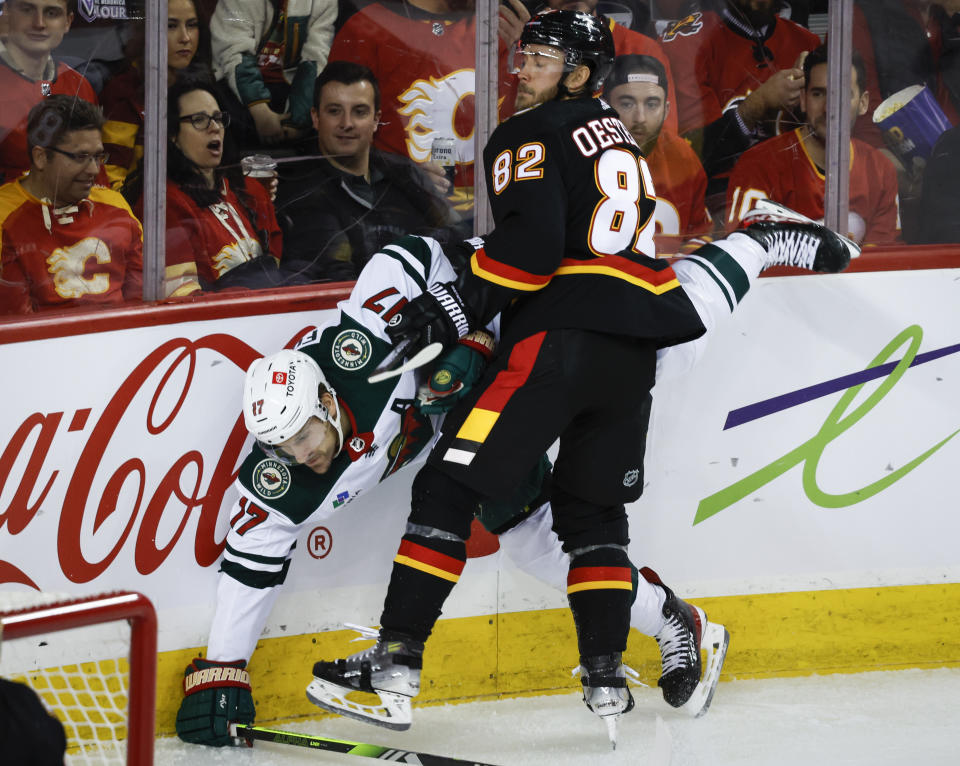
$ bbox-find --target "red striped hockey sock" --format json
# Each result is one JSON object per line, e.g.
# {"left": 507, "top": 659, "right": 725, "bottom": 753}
{"left": 380, "top": 536, "right": 466, "bottom": 643}
{"left": 567, "top": 548, "right": 634, "bottom": 657}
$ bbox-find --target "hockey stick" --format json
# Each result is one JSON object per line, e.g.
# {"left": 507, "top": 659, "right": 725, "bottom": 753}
{"left": 367, "top": 341, "right": 444, "bottom": 384}
{"left": 230, "top": 723, "right": 500, "bottom": 765}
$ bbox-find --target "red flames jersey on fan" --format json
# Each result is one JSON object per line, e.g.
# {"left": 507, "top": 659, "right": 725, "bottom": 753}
{"left": 608, "top": 20, "right": 679, "bottom": 135}
{"left": 164, "top": 177, "right": 282, "bottom": 292}
{"left": 646, "top": 129, "right": 711, "bottom": 250}
{"left": 0, "top": 60, "right": 98, "bottom": 183}
{"left": 660, "top": 11, "right": 819, "bottom": 136}
{"left": 726, "top": 129, "right": 900, "bottom": 245}
{"left": 0, "top": 181, "right": 143, "bottom": 313}
{"left": 328, "top": 4, "right": 516, "bottom": 196}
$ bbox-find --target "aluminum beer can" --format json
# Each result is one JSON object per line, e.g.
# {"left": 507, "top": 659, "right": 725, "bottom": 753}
{"left": 430, "top": 137, "right": 457, "bottom": 187}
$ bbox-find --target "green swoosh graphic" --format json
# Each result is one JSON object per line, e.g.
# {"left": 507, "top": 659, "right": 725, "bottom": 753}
{"left": 694, "top": 325, "right": 960, "bottom": 524}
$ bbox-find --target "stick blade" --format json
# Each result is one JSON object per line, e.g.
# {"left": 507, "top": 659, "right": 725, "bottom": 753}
{"left": 368, "top": 342, "right": 444, "bottom": 384}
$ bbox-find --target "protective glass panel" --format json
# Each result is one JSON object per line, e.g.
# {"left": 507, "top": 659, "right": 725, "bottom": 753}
{"left": 648, "top": 1, "right": 853, "bottom": 252}
{"left": 853, "top": 0, "right": 960, "bottom": 245}
{"left": 0, "top": 0, "right": 144, "bottom": 316}
{"left": 157, "top": 0, "right": 512, "bottom": 293}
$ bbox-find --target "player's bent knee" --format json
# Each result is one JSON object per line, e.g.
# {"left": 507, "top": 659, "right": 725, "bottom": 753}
{"left": 409, "top": 464, "right": 476, "bottom": 540}
{"left": 550, "top": 485, "right": 629, "bottom": 551}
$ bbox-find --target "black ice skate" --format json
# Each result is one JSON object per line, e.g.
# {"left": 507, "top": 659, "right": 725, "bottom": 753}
{"left": 654, "top": 585, "right": 730, "bottom": 718}
{"left": 306, "top": 624, "right": 423, "bottom": 730}
{"left": 739, "top": 198, "right": 860, "bottom": 272}
{"left": 576, "top": 653, "right": 637, "bottom": 749}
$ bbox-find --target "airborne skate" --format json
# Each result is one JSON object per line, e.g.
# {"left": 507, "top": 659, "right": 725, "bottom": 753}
{"left": 306, "top": 624, "right": 423, "bottom": 730}
{"left": 654, "top": 584, "right": 730, "bottom": 718}
{"left": 739, "top": 198, "right": 860, "bottom": 272}
{"left": 576, "top": 653, "right": 637, "bottom": 749}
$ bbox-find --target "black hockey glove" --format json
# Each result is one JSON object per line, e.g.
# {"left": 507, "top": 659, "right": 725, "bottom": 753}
{"left": 386, "top": 281, "right": 474, "bottom": 361}
{"left": 175, "top": 657, "right": 255, "bottom": 747}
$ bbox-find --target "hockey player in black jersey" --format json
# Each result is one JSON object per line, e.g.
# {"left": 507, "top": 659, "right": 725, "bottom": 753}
{"left": 307, "top": 9, "right": 858, "bottom": 747}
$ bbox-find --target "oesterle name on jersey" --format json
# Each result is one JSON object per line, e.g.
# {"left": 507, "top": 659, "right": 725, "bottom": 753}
{"left": 570, "top": 111, "right": 639, "bottom": 158}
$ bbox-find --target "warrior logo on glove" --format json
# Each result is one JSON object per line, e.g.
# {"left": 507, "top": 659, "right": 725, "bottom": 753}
{"left": 382, "top": 280, "right": 477, "bottom": 363}
{"left": 426, "top": 283, "right": 470, "bottom": 337}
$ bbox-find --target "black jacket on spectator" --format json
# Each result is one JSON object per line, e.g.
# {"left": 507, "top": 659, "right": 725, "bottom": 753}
{"left": 275, "top": 149, "right": 465, "bottom": 282}
{"left": 856, "top": 0, "right": 960, "bottom": 116}
{"left": 917, "top": 124, "right": 960, "bottom": 243}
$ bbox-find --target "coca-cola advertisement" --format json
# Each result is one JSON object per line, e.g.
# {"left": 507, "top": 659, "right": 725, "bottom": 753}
{"left": 0, "top": 304, "right": 349, "bottom": 647}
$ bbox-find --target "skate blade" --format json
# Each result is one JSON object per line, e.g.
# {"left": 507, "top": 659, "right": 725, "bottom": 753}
{"left": 306, "top": 677, "right": 413, "bottom": 731}
{"left": 604, "top": 715, "right": 618, "bottom": 750}
{"left": 680, "top": 622, "right": 730, "bottom": 719}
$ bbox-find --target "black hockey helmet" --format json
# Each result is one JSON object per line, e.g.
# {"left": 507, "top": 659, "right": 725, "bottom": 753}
{"left": 518, "top": 9, "right": 616, "bottom": 93}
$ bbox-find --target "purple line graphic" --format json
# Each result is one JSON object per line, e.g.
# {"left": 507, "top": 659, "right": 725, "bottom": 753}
{"left": 724, "top": 341, "right": 960, "bottom": 430}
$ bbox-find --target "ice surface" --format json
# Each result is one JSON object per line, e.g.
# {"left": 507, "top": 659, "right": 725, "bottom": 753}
{"left": 154, "top": 668, "right": 959, "bottom": 765}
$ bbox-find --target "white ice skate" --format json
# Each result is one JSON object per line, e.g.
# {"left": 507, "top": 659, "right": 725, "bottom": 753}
{"left": 574, "top": 654, "right": 639, "bottom": 749}
{"left": 305, "top": 624, "right": 423, "bottom": 731}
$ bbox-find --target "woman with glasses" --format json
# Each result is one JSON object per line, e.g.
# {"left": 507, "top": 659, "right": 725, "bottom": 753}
{"left": 101, "top": 0, "right": 213, "bottom": 188}
{"left": 124, "top": 77, "right": 283, "bottom": 298}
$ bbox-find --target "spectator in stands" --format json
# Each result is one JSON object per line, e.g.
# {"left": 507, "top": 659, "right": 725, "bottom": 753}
{"left": 726, "top": 45, "right": 900, "bottom": 246}
{"left": 100, "top": 0, "right": 213, "bottom": 189}
{"left": 547, "top": 0, "right": 681, "bottom": 134}
{"left": 0, "top": 96, "right": 143, "bottom": 314}
{"left": 123, "top": 78, "right": 284, "bottom": 297}
{"left": 851, "top": 1, "right": 960, "bottom": 239}
{"left": 915, "top": 123, "right": 960, "bottom": 242}
{"left": 0, "top": 0, "right": 98, "bottom": 184}
{"left": 327, "top": 0, "right": 531, "bottom": 213}
{"left": 659, "top": 0, "right": 819, "bottom": 210}
{"left": 275, "top": 61, "right": 463, "bottom": 282}
{"left": 852, "top": 0, "right": 960, "bottom": 149}
{"left": 210, "top": 0, "right": 337, "bottom": 149}
{"left": 603, "top": 54, "right": 712, "bottom": 254}
{"left": 663, "top": 0, "right": 810, "bottom": 28}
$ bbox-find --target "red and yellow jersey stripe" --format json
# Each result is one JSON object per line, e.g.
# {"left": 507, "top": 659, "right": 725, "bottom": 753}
{"left": 470, "top": 244, "right": 680, "bottom": 296}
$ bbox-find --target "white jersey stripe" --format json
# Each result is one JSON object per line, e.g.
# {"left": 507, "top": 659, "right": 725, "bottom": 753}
{"left": 382, "top": 242, "right": 428, "bottom": 284}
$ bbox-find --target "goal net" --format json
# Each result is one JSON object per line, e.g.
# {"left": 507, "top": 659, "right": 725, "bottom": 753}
{"left": 0, "top": 591, "right": 157, "bottom": 766}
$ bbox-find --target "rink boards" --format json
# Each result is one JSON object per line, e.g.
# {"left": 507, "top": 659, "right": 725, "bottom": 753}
{"left": 1, "top": 266, "right": 959, "bottom": 734}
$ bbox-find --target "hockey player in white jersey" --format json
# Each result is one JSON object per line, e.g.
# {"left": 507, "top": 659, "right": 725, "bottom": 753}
{"left": 175, "top": 200, "right": 856, "bottom": 747}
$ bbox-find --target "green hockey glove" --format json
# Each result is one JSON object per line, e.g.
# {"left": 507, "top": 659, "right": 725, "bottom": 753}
{"left": 175, "top": 657, "right": 255, "bottom": 747}
{"left": 417, "top": 330, "right": 495, "bottom": 414}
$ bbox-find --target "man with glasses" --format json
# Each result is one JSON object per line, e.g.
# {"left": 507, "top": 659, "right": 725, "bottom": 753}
{"left": 0, "top": 0, "right": 98, "bottom": 183}
{"left": 0, "top": 95, "right": 142, "bottom": 314}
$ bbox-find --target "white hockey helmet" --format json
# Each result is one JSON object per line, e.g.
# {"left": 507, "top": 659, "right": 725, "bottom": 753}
{"left": 243, "top": 349, "right": 344, "bottom": 462}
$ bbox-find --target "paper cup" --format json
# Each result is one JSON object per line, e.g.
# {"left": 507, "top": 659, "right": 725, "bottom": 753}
{"left": 872, "top": 84, "right": 951, "bottom": 165}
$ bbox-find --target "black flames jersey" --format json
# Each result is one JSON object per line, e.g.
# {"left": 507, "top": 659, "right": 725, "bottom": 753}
{"left": 460, "top": 96, "right": 704, "bottom": 347}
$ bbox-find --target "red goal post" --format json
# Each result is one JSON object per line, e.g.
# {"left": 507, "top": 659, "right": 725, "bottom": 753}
{"left": 1, "top": 591, "right": 157, "bottom": 766}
